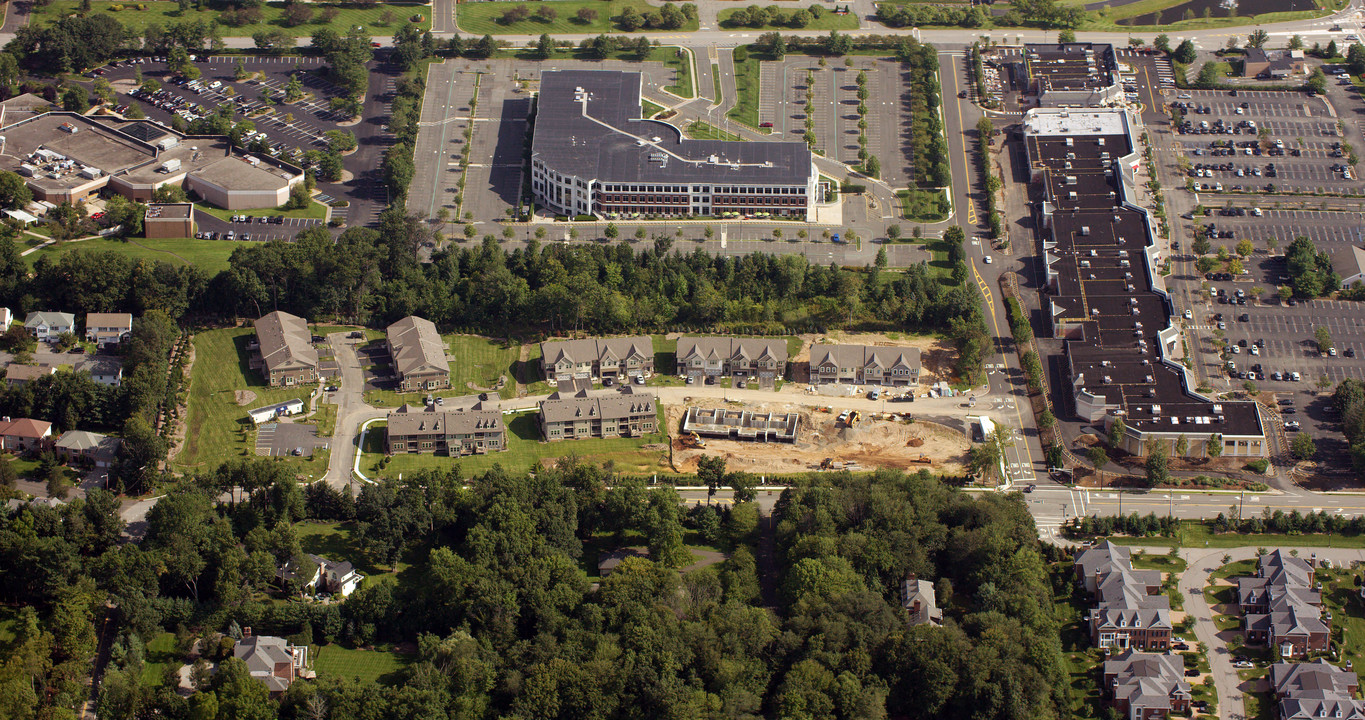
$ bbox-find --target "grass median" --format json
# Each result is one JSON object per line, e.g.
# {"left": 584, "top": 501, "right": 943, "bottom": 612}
{"left": 457, "top": 0, "right": 697, "bottom": 35}
{"left": 32, "top": 1, "right": 430, "bottom": 37}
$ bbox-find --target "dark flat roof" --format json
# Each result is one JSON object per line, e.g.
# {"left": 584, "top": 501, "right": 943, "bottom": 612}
{"left": 532, "top": 70, "right": 811, "bottom": 186}
{"left": 1026, "top": 42, "right": 1117, "bottom": 91}
{"left": 1028, "top": 109, "right": 1263, "bottom": 439}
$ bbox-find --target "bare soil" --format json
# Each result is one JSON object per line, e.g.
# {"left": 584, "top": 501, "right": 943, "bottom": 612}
{"left": 812, "top": 330, "right": 957, "bottom": 384}
{"left": 667, "top": 401, "right": 968, "bottom": 474}
{"left": 234, "top": 390, "right": 257, "bottom": 406}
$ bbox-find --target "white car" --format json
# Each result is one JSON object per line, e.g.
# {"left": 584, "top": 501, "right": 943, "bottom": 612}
{"left": 983, "top": 255, "right": 992, "bottom": 264}
{"left": 209, "top": 80, "right": 222, "bottom": 89}
{"left": 1183, "top": 309, "right": 1192, "bottom": 319}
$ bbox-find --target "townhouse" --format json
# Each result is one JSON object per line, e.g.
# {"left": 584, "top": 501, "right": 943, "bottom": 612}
{"left": 1075, "top": 540, "right": 1171, "bottom": 650}
{"left": 251, "top": 311, "right": 318, "bottom": 387}
{"left": 810, "top": 344, "right": 922, "bottom": 387}
{"left": 1102, "top": 650, "right": 1191, "bottom": 720}
{"left": 675, "top": 336, "right": 788, "bottom": 384}
{"left": 1272, "top": 661, "right": 1365, "bottom": 719}
{"left": 541, "top": 336, "right": 654, "bottom": 383}
{"left": 1237, "top": 550, "right": 1330, "bottom": 657}
{"left": 538, "top": 387, "right": 657, "bottom": 441}
{"left": 386, "top": 316, "right": 450, "bottom": 392}
{"left": 385, "top": 402, "right": 505, "bottom": 456}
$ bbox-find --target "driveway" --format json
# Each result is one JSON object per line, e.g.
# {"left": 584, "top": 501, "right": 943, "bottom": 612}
{"left": 1177, "top": 545, "right": 1365, "bottom": 720}
{"left": 323, "top": 331, "right": 385, "bottom": 491}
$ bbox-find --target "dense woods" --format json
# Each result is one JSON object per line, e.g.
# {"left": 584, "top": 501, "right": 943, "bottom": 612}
{"left": 0, "top": 463, "right": 1068, "bottom": 720}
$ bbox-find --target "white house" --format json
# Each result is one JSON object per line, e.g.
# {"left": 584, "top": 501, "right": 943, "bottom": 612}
{"left": 24, "top": 311, "right": 75, "bottom": 341}
{"left": 80, "top": 356, "right": 123, "bottom": 387}
{"left": 279, "top": 554, "right": 364, "bottom": 597}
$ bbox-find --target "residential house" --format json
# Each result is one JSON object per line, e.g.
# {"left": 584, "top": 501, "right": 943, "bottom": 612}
{"left": 385, "top": 402, "right": 505, "bottom": 456}
{"left": 810, "top": 344, "right": 922, "bottom": 386}
{"left": 0, "top": 417, "right": 52, "bottom": 453}
{"left": 79, "top": 356, "right": 123, "bottom": 387}
{"left": 900, "top": 573, "right": 942, "bottom": 627}
{"left": 278, "top": 554, "right": 365, "bottom": 597}
{"left": 252, "top": 311, "right": 319, "bottom": 387}
{"left": 24, "top": 311, "right": 75, "bottom": 342}
{"left": 1075, "top": 540, "right": 1171, "bottom": 650}
{"left": 1236, "top": 550, "right": 1329, "bottom": 657}
{"left": 4, "top": 363, "right": 55, "bottom": 387}
{"left": 598, "top": 547, "right": 649, "bottom": 577}
{"left": 675, "top": 337, "right": 788, "bottom": 384}
{"left": 1272, "top": 661, "right": 1365, "bottom": 720}
{"left": 541, "top": 336, "right": 654, "bottom": 382}
{"left": 54, "top": 430, "right": 121, "bottom": 468}
{"left": 1102, "top": 650, "right": 1192, "bottom": 720}
{"left": 234, "top": 631, "right": 308, "bottom": 694}
{"left": 385, "top": 316, "right": 450, "bottom": 392}
{"left": 538, "top": 387, "right": 657, "bottom": 441}
{"left": 84, "top": 313, "right": 133, "bottom": 347}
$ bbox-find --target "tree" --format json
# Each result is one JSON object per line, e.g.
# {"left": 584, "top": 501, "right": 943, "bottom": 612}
{"left": 1236, "top": 239, "right": 1253, "bottom": 257}
{"left": 1174, "top": 39, "right": 1198, "bottom": 64}
{"left": 1288, "top": 34, "right": 1304, "bottom": 51}
{"left": 1207, "top": 433, "right": 1223, "bottom": 459}
{"left": 1088, "top": 445, "right": 1109, "bottom": 479}
{"left": 604, "top": 222, "right": 619, "bottom": 240}
{"left": 1291, "top": 432, "right": 1317, "bottom": 461}
{"left": 1058, "top": 29, "right": 1076, "bottom": 43}
{"left": 697, "top": 455, "right": 727, "bottom": 499}
{"left": 1108, "top": 417, "right": 1126, "bottom": 448}
{"left": 1316, "top": 326, "right": 1333, "bottom": 354}
{"left": 1196, "top": 62, "right": 1222, "bottom": 89}
{"left": 1308, "top": 67, "right": 1328, "bottom": 95}
{"left": 253, "top": 28, "right": 295, "bottom": 53}
{"left": 1328, "top": 39, "right": 1340, "bottom": 59}
{"left": 283, "top": 2, "right": 313, "bottom": 26}
{"left": 1154, "top": 34, "right": 1171, "bottom": 54}
{"left": 1248, "top": 28, "right": 1269, "bottom": 49}
{"left": 576, "top": 6, "right": 597, "bottom": 23}
{"left": 0, "top": 170, "right": 33, "bottom": 210}
{"left": 61, "top": 84, "right": 89, "bottom": 113}
{"left": 1145, "top": 441, "right": 1169, "bottom": 488}
{"left": 1175, "top": 434, "right": 1189, "bottom": 457}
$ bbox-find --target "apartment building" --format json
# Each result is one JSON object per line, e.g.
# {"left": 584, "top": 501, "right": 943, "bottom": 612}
{"left": 1102, "top": 651, "right": 1191, "bottom": 720}
{"left": 1237, "top": 550, "right": 1329, "bottom": 657}
{"left": 251, "top": 311, "right": 318, "bottom": 387}
{"left": 385, "top": 316, "right": 450, "bottom": 392}
{"left": 385, "top": 402, "right": 505, "bottom": 456}
{"left": 1272, "top": 661, "right": 1365, "bottom": 719}
{"left": 541, "top": 336, "right": 654, "bottom": 382}
{"left": 538, "top": 388, "right": 657, "bottom": 441}
{"left": 1075, "top": 540, "right": 1171, "bottom": 650}
{"left": 810, "top": 344, "right": 922, "bottom": 386}
{"left": 675, "top": 336, "right": 788, "bottom": 384}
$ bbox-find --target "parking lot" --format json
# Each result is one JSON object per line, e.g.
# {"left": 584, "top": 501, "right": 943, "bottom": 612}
{"left": 255, "top": 421, "right": 326, "bottom": 458}
{"left": 1174, "top": 89, "right": 1362, "bottom": 195}
{"left": 758, "top": 58, "right": 910, "bottom": 185}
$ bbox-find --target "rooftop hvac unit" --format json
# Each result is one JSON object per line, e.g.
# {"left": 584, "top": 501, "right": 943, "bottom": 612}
{"left": 157, "top": 137, "right": 179, "bottom": 150}
{"left": 17, "top": 164, "right": 34, "bottom": 177}
{"left": 1097, "top": 138, "right": 1106, "bottom": 146}
{"left": 79, "top": 167, "right": 101, "bottom": 179}
{"left": 1080, "top": 226, "right": 1090, "bottom": 235}
{"left": 1066, "top": 137, "right": 1074, "bottom": 146}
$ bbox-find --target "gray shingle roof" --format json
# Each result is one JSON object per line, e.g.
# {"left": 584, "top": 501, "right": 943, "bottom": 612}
{"left": 385, "top": 316, "right": 449, "bottom": 379}
{"left": 253, "top": 311, "right": 317, "bottom": 373}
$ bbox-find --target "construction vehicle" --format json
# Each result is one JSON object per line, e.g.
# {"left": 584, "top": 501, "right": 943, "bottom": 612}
{"left": 681, "top": 431, "right": 706, "bottom": 449}
{"left": 847, "top": 410, "right": 861, "bottom": 426}
{"left": 908, "top": 454, "right": 931, "bottom": 465}
{"left": 820, "top": 457, "right": 836, "bottom": 470}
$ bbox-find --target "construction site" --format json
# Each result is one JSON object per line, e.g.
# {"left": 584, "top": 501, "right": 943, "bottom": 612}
{"left": 667, "top": 401, "right": 970, "bottom": 475}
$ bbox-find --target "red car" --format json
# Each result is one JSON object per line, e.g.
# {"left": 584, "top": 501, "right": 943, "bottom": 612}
{"left": 759, "top": 122, "right": 773, "bottom": 128}
{"left": 91, "top": 212, "right": 106, "bottom": 220}
{"left": 371, "top": 42, "right": 381, "bottom": 48}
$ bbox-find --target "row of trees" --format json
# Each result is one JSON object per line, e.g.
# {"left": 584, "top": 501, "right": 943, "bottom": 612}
{"left": 1333, "top": 379, "right": 1365, "bottom": 479}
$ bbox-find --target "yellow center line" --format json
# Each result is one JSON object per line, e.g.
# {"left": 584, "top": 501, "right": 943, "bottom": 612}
{"left": 970, "top": 258, "right": 1037, "bottom": 476}
{"left": 947, "top": 60, "right": 977, "bottom": 225}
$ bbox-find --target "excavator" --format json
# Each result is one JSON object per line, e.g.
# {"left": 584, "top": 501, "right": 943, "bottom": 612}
{"left": 680, "top": 431, "right": 707, "bottom": 449}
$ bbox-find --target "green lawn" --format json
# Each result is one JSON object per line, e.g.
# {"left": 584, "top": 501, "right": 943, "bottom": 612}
{"left": 1110, "top": 520, "right": 1365, "bottom": 548}
{"left": 898, "top": 187, "right": 951, "bottom": 222}
{"left": 1320, "top": 567, "right": 1365, "bottom": 670}
{"left": 1081, "top": 0, "right": 1329, "bottom": 30}
{"left": 25, "top": 237, "right": 250, "bottom": 274}
{"left": 685, "top": 121, "right": 745, "bottom": 142}
{"left": 177, "top": 327, "right": 321, "bottom": 474}
{"left": 1210, "top": 558, "right": 1257, "bottom": 583}
{"left": 456, "top": 0, "right": 697, "bottom": 35}
{"left": 362, "top": 335, "right": 526, "bottom": 406}
{"left": 312, "top": 644, "right": 412, "bottom": 685}
{"left": 295, "top": 520, "right": 408, "bottom": 581}
{"left": 718, "top": 7, "right": 859, "bottom": 29}
{"left": 32, "top": 1, "right": 430, "bottom": 37}
{"left": 1128, "top": 549, "right": 1187, "bottom": 573}
{"left": 140, "top": 632, "right": 178, "bottom": 687}
{"left": 664, "top": 48, "right": 695, "bottom": 99}
{"left": 195, "top": 200, "right": 328, "bottom": 222}
{"left": 362, "top": 409, "right": 670, "bottom": 479}
{"left": 1052, "top": 562, "right": 1105, "bottom": 720}
{"left": 726, "top": 53, "right": 763, "bottom": 130}
{"left": 642, "top": 99, "right": 664, "bottom": 118}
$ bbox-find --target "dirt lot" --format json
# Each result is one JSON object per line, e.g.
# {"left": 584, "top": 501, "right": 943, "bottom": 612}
{"left": 667, "top": 402, "right": 968, "bottom": 475}
{"left": 801, "top": 331, "right": 957, "bottom": 385}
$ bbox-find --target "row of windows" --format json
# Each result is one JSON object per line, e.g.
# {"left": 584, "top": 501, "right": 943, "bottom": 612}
{"left": 715, "top": 197, "right": 805, "bottom": 206}
{"left": 592, "top": 183, "right": 807, "bottom": 194}
{"left": 600, "top": 196, "right": 689, "bottom": 204}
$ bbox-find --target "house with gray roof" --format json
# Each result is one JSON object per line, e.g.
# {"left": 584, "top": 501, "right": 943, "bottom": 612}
{"left": 385, "top": 316, "right": 450, "bottom": 392}
{"left": 541, "top": 336, "right": 654, "bottom": 382}
{"left": 1102, "top": 650, "right": 1191, "bottom": 720}
{"left": 5, "top": 363, "right": 55, "bottom": 387}
{"left": 54, "top": 430, "right": 121, "bottom": 468}
{"left": 810, "top": 344, "right": 921, "bottom": 387}
{"left": 24, "top": 311, "right": 74, "bottom": 342}
{"left": 539, "top": 387, "right": 657, "bottom": 441}
{"left": 900, "top": 574, "right": 942, "bottom": 627}
{"left": 675, "top": 336, "right": 788, "bottom": 385}
{"left": 1272, "top": 661, "right": 1365, "bottom": 720}
{"left": 386, "top": 401, "right": 504, "bottom": 456}
{"left": 251, "top": 311, "right": 318, "bottom": 387}
{"left": 1075, "top": 541, "right": 1170, "bottom": 650}
{"left": 234, "top": 632, "right": 307, "bottom": 694}
{"left": 278, "top": 554, "right": 365, "bottom": 597}
{"left": 1236, "top": 550, "right": 1328, "bottom": 657}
